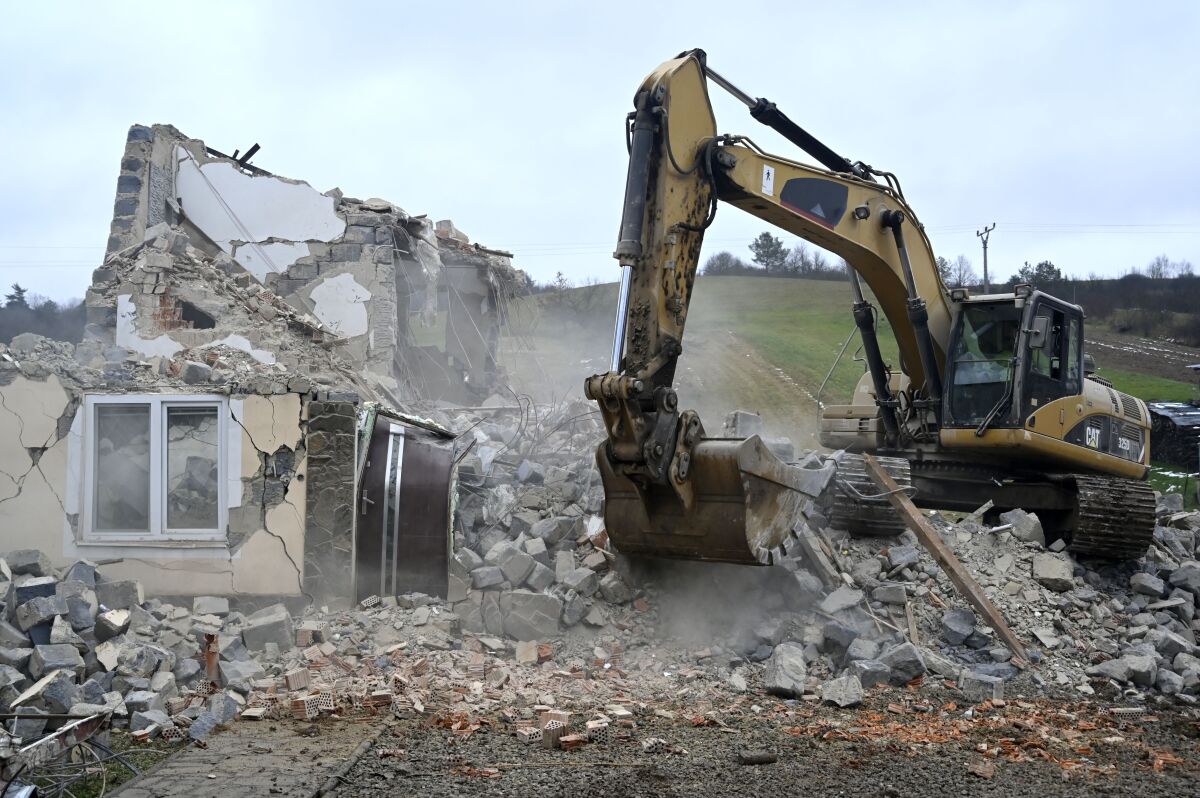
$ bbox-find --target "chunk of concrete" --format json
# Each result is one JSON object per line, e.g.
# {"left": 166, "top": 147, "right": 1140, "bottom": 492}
{"left": 131, "top": 709, "right": 171, "bottom": 732}
{"left": 1169, "top": 561, "right": 1200, "bottom": 595}
{"left": 240, "top": 604, "right": 293, "bottom": 651}
{"left": 1121, "top": 654, "right": 1157, "bottom": 687}
{"left": 887, "top": 545, "right": 919, "bottom": 570}
{"left": 6, "top": 550, "right": 52, "bottom": 577}
{"left": 819, "top": 587, "right": 864, "bottom": 615}
{"left": 763, "top": 642, "right": 808, "bottom": 698}
{"left": 1031, "top": 553, "right": 1074, "bottom": 592}
{"left": 219, "top": 659, "right": 265, "bottom": 693}
{"left": 524, "top": 562, "right": 555, "bottom": 592}
{"left": 193, "top": 596, "right": 230, "bottom": 617}
{"left": 95, "top": 609, "right": 131, "bottom": 641}
{"left": 879, "top": 642, "right": 926, "bottom": 684}
{"left": 501, "top": 590, "right": 562, "bottom": 640}
{"left": 124, "top": 690, "right": 165, "bottom": 714}
{"left": 999, "top": 509, "right": 1045, "bottom": 546}
{"left": 599, "top": 572, "right": 633, "bottom": 604}
{"left": 64, "top": 561, "right": 97, "bottom": 587}
{"left": 1131, "top": 572, "right": 1165, "bottom": 597}
{"left": 941, "top": 608, "right": 977, "bottom": 646}
{"left": 472, "top": 565, "right": 505, "bottom": 589}
{"left": 871, "top": 583, "right": 907, "bottom": 605}
{"left": 562, "top": 567, "right": 599, "bottom": 597}
{"left": 30, "top": 643, "right": 84, "bottom": 679}
{"left": 96, "top": 579, "right": 144, "bottom": 610}
{"left": 849, "top": 659, "right": 892, "bottom": 688}
{"left": 821, "top": 673, "right": 864, "bottom": 707}
{"left": 14, "top": 595, "right": 68, "bottom": 631}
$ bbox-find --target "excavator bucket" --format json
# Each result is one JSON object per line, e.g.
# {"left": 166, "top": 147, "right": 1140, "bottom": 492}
{"left": 597, "top": 435, "right": 835, "bottom": 565}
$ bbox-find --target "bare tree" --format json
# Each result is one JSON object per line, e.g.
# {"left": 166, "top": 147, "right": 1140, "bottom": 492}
{"left": 948, "top": 254, "right": 978, "bottom": 288}
{"left": 1147, "top": 254, "right": 1172, "bottom": 279}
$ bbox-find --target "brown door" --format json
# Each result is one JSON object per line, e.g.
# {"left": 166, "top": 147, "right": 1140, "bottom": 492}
{"left": 355, "top": 419, "right": 453, "bottom": 601}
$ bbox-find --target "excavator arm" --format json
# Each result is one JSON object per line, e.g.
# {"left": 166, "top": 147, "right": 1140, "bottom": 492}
{"left": 585, "top": 49, "right": 950, "bottom": 564}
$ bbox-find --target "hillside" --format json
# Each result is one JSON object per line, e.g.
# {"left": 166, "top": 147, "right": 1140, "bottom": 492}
{"left": 503, "top": 274, "right": 1196, "bottom": 409}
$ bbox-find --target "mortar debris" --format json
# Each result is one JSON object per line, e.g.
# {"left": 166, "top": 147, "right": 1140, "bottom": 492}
{"left": 4, "top": 409, "right": 1199, "bottom": 753}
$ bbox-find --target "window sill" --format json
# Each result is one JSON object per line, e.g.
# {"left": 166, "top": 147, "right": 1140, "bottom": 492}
{"left": 77, "top": 538, "right": 229, "bottom": 549}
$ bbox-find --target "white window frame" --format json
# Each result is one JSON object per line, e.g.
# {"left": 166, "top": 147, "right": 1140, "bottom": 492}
{"left": 81, "top": 394, "right": 228, "bottom": 543}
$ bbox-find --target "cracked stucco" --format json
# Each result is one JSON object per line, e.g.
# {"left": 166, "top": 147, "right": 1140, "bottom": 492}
{"left": 0, "top": 374, "right": 309, "bottom": 597}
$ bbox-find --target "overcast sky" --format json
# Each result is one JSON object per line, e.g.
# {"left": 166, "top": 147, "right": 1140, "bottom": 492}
{"left": 2, "top": 1, "right": 1198, "bottom": 302}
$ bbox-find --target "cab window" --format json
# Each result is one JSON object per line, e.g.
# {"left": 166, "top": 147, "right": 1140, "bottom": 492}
{"left": 945, "top": 303, "right": 1021, "bottom": 426}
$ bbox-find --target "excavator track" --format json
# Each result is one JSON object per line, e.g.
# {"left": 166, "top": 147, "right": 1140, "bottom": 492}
{"left": 824, "top": 453, "right": 912, "bottom": 538}
{"left": 1069, "top": 475, "right": 1157, "bottom": 560}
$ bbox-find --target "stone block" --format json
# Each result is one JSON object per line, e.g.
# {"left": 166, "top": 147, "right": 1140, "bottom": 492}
{"left": 560, "top": 590, "right": 587, "bottom": 627}
{"left": 599, "top": 572, "right": 633, "bottom": 604}
{"left": 848, "top": 659, "right": 892, "bottom": 688}
{"left": 1132, "top": 572, "right": 1166, "bottom": 597}
{"left": 879, "top": 642, "right": 926, "bottom": 684}
{"left": 451, "top": 548, "right": 483, "bottom": 577}
{"left": 15, "top": 595, "right": 68, "bottom": 631}
{"left": 820, "top": 620, "right": 858, "bottom": 658}
{"left": 501, "top": 590, "right": 562, "bottom": 640}
{"left": 193, "top": 596, "right": 230, "bottom": 617}
{"left": 524, "top": 562, "right": 555, "bottom": 592}
{"left": 819, "top": 587, "right": 864, "bottom": 615}
{"left": 95, "top": 609, "right": 131, "bottom": 642}
{"left": 887, "top": 545, "right": 919, "bottom": 570}
{"left": 96, "top": 579, "right": 144, "bottom": 610}
{"left": 562, "top": 567, "right": 599, "bottom": 597}
{"left": 554, "top": 551, "right": 575, "bottom": 583}
{"left": 821, "top": 673, "right": 864, "bottom": 707}
{"left": 871, "top": 583, "right": 907, "bottom": 605}
{"left": 941, "top": 608, "right": 976, "bottom": 645}
{"left": 30, "top": 644, "right": 84, "bottom": 679}
{"left": 1122, "top": 654, "right": 1157, "bottom": 687}
{"left": 64, "top": 561, "right": 98, "bottom": 587}
{"left": 1031, "top": 554, "right": 1074, "bottom": 592}
{"left": 240, "top": 605, "right": 293, "bottom": 651}
{"left": 1169, "top": 562, "right": 1200, "bottom": 595}
{"left": 763, "top": 642, "right": 807, "bottom": 697}
{"left": 8, "top": 575, "right": 58, "bottom": 609}
{"left": 487, "top": 543, "right": 535, "bottom": 585}
{"left": 0, "top": 647, "right": 32, "bottom": 670}
{"left": 6, "top": 549, "right": 52, "bottom": 577}
{"left": 219, "top": 659, "right": 265, "bottom": 693}
{"left": 0, "top": 619, "right": 29, "bottom": 648}
{"left": 999, "top": 508, "right": 1045, "bottom": 546}
{"left": 522, "top": 537, "right": 550, "bottom": 566}
{"left": 124, "top": 690, "right": 164, "bottom": 714}
{"left": 472, "top": 566, "right": 505, "bottom": 589}
{"left": 131, "top": 709, "right": 171, "bottom": 732}
{"left": 959, "top": 672, "right": 1004, "bottom": 702}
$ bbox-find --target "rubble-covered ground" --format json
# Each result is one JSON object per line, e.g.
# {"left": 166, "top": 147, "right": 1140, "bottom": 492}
{"left": 5, "top": 404, "right": 1200, "bottom": 794}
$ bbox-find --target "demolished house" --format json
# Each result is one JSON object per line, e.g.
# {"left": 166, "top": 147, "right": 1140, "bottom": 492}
{"left": 0, "top": 123, "right": 522, "bottom": 605}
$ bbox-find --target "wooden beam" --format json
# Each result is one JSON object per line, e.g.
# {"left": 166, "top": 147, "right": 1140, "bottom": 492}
{"left": 861, "top": 453, "right": 1028, "bottom": 667}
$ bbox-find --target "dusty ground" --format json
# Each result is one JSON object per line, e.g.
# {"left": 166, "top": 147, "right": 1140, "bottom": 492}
{"left": 331, "top": 690, "right": 1200, "bottom": 798}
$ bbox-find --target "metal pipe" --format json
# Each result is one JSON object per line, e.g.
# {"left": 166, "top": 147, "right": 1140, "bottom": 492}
{"left": 848, "top": 271, "right": 900, "bottom": 442}
{"left": 610, "top": 264, "right": 633, "bottom": 372}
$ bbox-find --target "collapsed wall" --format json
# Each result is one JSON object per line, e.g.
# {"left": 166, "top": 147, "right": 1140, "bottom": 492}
{"left": 94, "top": 123, "right": 522, "bottom": 404}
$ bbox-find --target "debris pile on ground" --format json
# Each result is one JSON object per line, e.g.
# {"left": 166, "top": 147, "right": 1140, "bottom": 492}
{"left": 5, "top": 402, "right": 1199, "bottom": 748}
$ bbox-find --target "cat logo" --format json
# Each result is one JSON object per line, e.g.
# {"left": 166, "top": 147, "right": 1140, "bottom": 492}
{"left": 1085, "top": 425, "right": 1101, "bottom": 449}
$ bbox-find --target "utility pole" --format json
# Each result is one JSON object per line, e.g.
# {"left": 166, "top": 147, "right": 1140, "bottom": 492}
{"left": 976, "top": 223, "right": 995, "bottom": 292}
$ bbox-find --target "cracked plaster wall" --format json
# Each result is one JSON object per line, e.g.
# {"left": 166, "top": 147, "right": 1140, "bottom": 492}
{"left": 0, "top": 374, "right": 309, "bottom": 598}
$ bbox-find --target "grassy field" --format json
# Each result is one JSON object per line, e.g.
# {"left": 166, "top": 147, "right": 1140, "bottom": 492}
{"left": 502, "top": 275, "right": 1196, "bottom": 406}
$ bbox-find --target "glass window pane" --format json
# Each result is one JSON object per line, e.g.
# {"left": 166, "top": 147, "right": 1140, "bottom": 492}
{"left": 166, "top": 406, "right": 220, "bottom": 530}
{"left": 94, "top": 405, "right": 151, "bottom": 532}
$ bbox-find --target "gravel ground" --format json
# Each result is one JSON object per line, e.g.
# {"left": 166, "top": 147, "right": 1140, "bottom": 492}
{"left": 332, "top": 690, "right": 1200, "bottom": 798}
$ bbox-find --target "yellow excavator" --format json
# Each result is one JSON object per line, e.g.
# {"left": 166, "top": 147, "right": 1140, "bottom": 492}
{"left": 585, "top": 49, "right": 1155, "bottom": 564}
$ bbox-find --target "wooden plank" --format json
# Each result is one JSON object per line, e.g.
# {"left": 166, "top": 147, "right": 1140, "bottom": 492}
{"left": 904, "top": 600, "right": 919, "bottom": 645}
{"left": 861, "top": 453, "right": 1028, "bottom": 667}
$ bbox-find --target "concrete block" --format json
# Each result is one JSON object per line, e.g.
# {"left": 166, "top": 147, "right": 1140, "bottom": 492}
{"left": 821, "top": 673, "right": 864, "bottom": 707}
{"left": 472, "top": 566, "right": 505, "bottom": 589}
{"left": 15, "top": 595, "right": 68, "bottom": 631}
{"left": 95, "top": 609, "right": 131, "bottom": 642}
{"left": 241, "top": 605, "right": 293, "bottom": 651}
{"left": 501, "top": 590, "right": 562, "bottom": 640}
{"left": 562, "top": 567, "right": 599, "bottom": 597}
{"left": 124, "top": 690, "right": 164, "bottom": 714}
{"left": 879, "top": 642, "right": 927, "bottom": 684}
{"left": 64, "top": 561, "right": 98, "bottom": 587}
{"left": 96, "top": 579, "right": 144, "bottom": 610}
{"left": 599, "top": 571, "right": 633, "bottom": 604}
{"left": 30, "top": 644, "right": 84, "bottom": 679}
{"left": 524, "top": 562, "right": 555, "bottom": 591}
{"left": 6, "top": 549, "right": 52, "bottom": 577}
{"left": 763, "top": 642, "right": 807, "bottom": 697}
{"left": 1031, "top": 554, "right": 1074, "bottom": 592}
{"left": 193, "top": 596, "right": 230, "bottom": 617}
